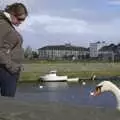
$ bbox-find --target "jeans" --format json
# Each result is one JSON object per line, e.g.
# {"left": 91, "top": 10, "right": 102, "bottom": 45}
{"left": 0, "top": 68, "right": 19, "bottom": 97}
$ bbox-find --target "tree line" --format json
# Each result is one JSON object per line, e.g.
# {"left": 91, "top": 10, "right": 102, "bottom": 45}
{"left": 24, "top": 46, "right": 39, "bottom": 59}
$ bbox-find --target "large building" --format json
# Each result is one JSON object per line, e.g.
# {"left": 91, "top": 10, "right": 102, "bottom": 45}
{"left": 99, "top": 43, "right": 120, "bottom": 61}
{"left": 89, "top": 41, "right": 106, "bottom": 58}
{"left": 38, "top": 44, "right": 89, "bottom": 60}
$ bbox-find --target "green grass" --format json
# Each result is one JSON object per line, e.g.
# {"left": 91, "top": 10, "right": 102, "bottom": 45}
{"left": 19, "top": 62, "right": 120, "bottom": 81}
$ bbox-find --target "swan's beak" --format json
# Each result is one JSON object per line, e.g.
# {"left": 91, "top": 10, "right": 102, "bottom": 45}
{"left": 90, "top": 85, "right": 102, "bottom": 96}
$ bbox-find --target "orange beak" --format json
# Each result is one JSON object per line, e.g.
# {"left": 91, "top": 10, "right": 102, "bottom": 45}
{"left": 90, "top": 86, "right": 102, "bottom": 96}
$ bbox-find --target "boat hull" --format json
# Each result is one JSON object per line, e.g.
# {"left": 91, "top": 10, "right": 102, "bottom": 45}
{"left": 40, "top": 76, "right": 68, "bottom": 82}
{"left": 67, "top": 78, "right": 79, "bottom": 82}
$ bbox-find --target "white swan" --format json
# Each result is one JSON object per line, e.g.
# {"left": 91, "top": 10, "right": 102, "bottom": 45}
{"left": 91, "top": 81, "right": 120, "bottom": 110}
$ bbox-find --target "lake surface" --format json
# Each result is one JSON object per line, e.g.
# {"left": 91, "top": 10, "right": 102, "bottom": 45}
{"left": 16, "top": 80, "right": 119, "bottom": 109}
{"left": 0, "top": 80, "right": 120, "bottom": 120}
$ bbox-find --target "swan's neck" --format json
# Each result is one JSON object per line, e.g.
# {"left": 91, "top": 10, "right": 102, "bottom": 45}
{"left": 110, "top": 84, "right": 120, "bottom": 110}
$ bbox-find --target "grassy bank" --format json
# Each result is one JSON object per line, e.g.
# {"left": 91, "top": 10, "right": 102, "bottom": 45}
{"left": 19, "top": 62, "right": 120, "bottom": 82}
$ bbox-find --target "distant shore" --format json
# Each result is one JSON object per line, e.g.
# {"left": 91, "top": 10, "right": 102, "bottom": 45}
{"left": 20, "top": 62, "right": 120, "bottom": 82}
{"left": 18, "top": 76, "right": 120, "bottom": 83}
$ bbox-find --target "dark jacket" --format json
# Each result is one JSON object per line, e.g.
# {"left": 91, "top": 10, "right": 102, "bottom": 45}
{"left": 0, "top": 11, "right": 24, "bottom": 74}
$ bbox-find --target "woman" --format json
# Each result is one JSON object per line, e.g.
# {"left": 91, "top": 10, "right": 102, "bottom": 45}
{"left": 0, "top": 3, "right": 28, "bottom": 97}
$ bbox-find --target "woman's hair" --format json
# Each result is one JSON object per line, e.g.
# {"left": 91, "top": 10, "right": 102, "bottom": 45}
{"left": 4, "top": 2, "right": 28, "bottom": 16}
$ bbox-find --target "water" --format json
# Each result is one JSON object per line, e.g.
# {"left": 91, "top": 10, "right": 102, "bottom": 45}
{"left": 16, "top": 81, "right": 118, "bottom": 109}
{"left": 0, "top": 81, "right": 120, "bottom": 120}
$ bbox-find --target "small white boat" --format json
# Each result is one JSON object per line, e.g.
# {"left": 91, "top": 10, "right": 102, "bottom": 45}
{"left": 40, "top": 70, "right": 68, "bottom": 82}
{"left": 67, "top": 77, "right": 79, "bottom": 82}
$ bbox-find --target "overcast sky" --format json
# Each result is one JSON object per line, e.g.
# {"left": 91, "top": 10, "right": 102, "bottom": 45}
{"left": 1, "top": 0, "right": 120, "bottom": 49}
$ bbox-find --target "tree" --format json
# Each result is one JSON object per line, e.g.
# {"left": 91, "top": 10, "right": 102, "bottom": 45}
{"left": 24, "top": 46, "right": 33, "bottom": 59}
{"left": 32, "top": 51, "right": 39, "bottom": 58}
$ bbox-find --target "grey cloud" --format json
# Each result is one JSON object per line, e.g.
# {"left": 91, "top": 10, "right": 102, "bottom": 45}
{"left": 2, "top": 0, "right": 120, "bottom": 49}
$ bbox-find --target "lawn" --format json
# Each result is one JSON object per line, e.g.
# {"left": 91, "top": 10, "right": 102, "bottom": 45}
{"left": 20, "top": 62, "right": 120, "bottom": 81}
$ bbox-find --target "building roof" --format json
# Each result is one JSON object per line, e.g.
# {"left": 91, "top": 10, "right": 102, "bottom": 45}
{"left": 99, "top": 44, "right": 118, "bottom": 52}
{"left": 38, "top": 44, "right": 89, "bottom": 51}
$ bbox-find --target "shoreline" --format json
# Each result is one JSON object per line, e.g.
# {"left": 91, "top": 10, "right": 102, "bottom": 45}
{"left": 18, "top": 75, "right": 120, "bottom": 83}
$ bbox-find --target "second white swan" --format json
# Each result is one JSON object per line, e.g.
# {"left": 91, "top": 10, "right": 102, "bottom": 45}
{"left": 90, "top": 81, "right": 120, "bottom": 110}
